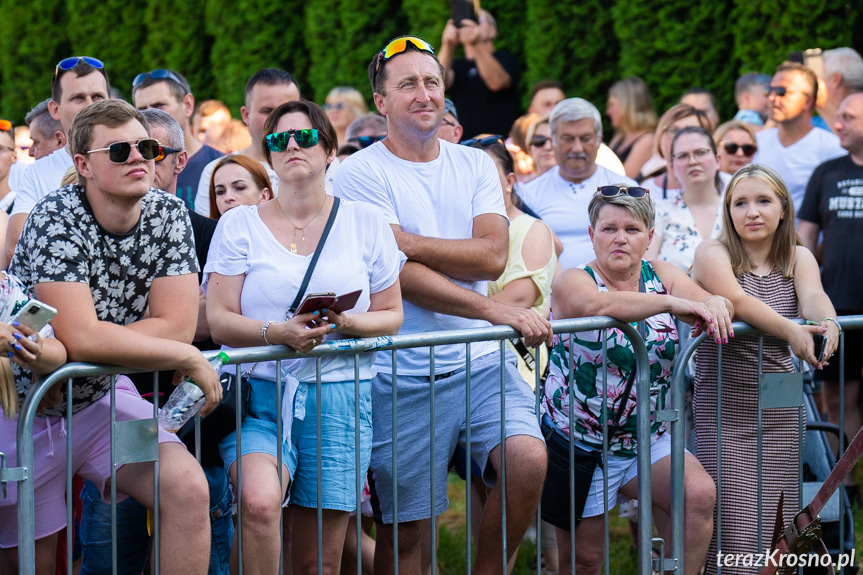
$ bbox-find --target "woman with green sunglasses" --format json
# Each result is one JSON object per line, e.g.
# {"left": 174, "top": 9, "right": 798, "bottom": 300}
{"left": 204, "top": 99, "right": 404, "bottom": 573}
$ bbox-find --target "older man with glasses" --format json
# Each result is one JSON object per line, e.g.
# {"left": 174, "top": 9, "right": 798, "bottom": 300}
{"left": 753, "top": 61, "right": 845, "bottom": 212}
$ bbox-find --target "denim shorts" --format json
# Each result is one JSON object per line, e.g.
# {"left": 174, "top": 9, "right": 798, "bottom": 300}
{"left": 289, "top": 379, "right": 372, "bottom": 512}
{"left": 219, "top": 377, "right": 298, "bottom": 479}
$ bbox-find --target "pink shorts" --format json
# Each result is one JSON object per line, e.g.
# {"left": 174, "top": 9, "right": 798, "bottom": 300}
{"left": 0, "top": 376, "right": 183, "bottom": 547}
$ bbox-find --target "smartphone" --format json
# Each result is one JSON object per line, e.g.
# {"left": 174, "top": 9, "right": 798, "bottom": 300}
{"left": 451, "top": 0, "right": 479, "bottom": 26}
{"left": 294, "top": 289, "right": 362, "bottom": 317}
{"left": 10, "top": 300, "right": 58, "bottom": 333}
{"left": 813, "top": 333, "right": 826, "bottom": 362}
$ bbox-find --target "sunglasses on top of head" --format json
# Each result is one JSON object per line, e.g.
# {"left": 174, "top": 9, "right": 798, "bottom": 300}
{"left": 0, "top": 119, "right": 11, "bottom": 132}
{"left": 86, "top": 139, "right": 160, "bottom": 163}
{"left": 266, "top": 129, "right": 319, "bottom": 152}
{"left": 54, "top": 56, "right": 104, "bottom": 80}
{"left": 349, "top": 135, "right": 385, "bottom": 149}
{"left": 133, "top": 69, "right": 187, "bottom": 90}
{"left": 372, "top": 36, "right": 436, "bottom": 88}
{"left": 596, "top": 185, "right": 650, "bottom": 199}
{"left": 155, "top": 145, "right": 182, "bottom": 163}
{"left": 460, "top": 135, "right": 504, "bottom": 147}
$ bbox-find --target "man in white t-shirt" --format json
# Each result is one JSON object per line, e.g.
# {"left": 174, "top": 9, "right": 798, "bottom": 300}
{"left": 5, "top": 57, "right": 110, "bottom": 265}
{"left": 753, "top": 61, "right": 846, "bottom": 212}
{"left": 193, "top": 68, "right": 300, "bottom": 216}
{"left": 334, "top": 35, "right": 550, "bottom": 575}
{"left": 520, "top": 98, "right": 637, "bottom": 270}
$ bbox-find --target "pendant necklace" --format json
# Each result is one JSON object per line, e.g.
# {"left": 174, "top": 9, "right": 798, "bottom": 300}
{"left": 276, "top": 196, "right": 327, "bottom": 254}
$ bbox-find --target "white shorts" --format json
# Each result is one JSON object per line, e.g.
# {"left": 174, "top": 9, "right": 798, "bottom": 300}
{"left": 581, "top": 433, "right": 674, "bottom": 518}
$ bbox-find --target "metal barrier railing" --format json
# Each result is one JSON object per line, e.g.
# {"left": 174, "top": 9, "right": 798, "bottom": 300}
{"left": 1, "top": 313, "right": 715, "bottom": 574}
{"left": 669, "top": 315, "right": 863, "bottom": 575}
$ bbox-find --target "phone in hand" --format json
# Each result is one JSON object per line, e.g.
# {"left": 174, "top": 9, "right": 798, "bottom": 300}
{"left": 293, "top": 290, "right": 362, "bottom": 317}
{"left": 10, "top": 300, "right": 58, "bottom": 333}
{"left": 451, "top": 0, "right": 479, "bottom": 26}
{"left": 813, "top": 333, "right": 826, "bottom": 362}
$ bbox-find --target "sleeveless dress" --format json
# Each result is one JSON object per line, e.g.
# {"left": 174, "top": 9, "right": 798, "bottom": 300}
{"left": 488, "top": 214, "right": 557, "bottom": 389}
{"left": 693, "top": 269, "right": 803, "bottom": 575}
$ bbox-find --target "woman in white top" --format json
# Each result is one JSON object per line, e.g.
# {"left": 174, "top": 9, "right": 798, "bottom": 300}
{"left": 205, "top": 100, "right": 404, "bottom": 574}
{"left": 646, "top": 126, "right": 724, "bottom": 273}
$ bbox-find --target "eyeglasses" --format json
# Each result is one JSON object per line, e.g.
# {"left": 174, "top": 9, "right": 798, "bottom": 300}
{"left": 323, "top": 102, "right": 345, "bottom": 111}
{"left": 596, "top": 186, "right": 650, "bottom": 199}
{"left": 0, "top": 119, "right": 11, "bottom": 131}
{"left": 671, "top": 148, "right": 713, "bottom": 163}
{"left": 155, "top": 145, "right": 182, "bottom": 162}
{"left": 441, "top": 118, "right": 456, "bottom": 127}
{"left": 54, "top": 57, "right": 104, "bottom": 80}
{"left": 720, "top": 141, "right": 757, "bottom": 156}
{"left": 529, "top": 135, "right": 551, "bottom": 148}
{"left": 86, "top": 139, "right": 160, "bottom": 163}
{"left": 0, "top": 146, "right": 14, "bottom": 154}
{"left": 460, "top": 135, "right": 504, "bottom": 147}
{"left": 266, "top": 129, "right": 319, "bottom": 152}
{"left": 372, "top": 36, "right": 436, "bottom": 88}
{"left": 349, "top": 135, "right": 385, "bottom": 149}
{"left": 133, "top": 69, "right": 187, "bottom": 91}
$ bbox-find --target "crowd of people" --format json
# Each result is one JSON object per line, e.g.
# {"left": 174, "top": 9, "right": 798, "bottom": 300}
{"left": 0, "top": 12, "right": 862, "bottom": 575}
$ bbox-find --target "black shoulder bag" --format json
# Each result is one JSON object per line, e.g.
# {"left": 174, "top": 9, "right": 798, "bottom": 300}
{"left": 540, "top": 275, "right": 647, "bottom": 531}
{"left": 180, "top": 197, "right": 341, "bottom": 466}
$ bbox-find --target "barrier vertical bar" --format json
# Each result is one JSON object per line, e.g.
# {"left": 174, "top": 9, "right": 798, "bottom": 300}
{"left": 429, "top": 347, "right": 437, "bottom": 575}
{"left": 236, "top": 361, "right": 244, "bottom": 575}
{"left": 392, "top": 349, "right": 399, "bottom": 575}
{"left": 276, "top": 359, "right": 284, "bottom": 575}
{"left": 716, "top": 344, "right": 723, "bottom": 575}
{"left": 109, "top": 375, "right": 118, "bottom": 574}
{"left": 499, "top": 339, "right": 508, "bottom": 572}
{"left": 66, "top": 376, "right": 73, "bottom": 575}
{"left": 465, "top": 342, "right": 473, "bottom": 575}
{"left": 567, "top": 329, "right": 575, "bottom": 575}
{"left": 154, "top": 372, "right": 161, "bottom": 574}
{"left": 632, "top": 323, "right": 652, "bottom": 575}
{"left": 355, "top": 354, "right": 362, "bottom": 575}
{"left": 533, "top": 342, "right": 542, "bottom": 575}
{"left": 601, "top": 329, "right": 610, "bottom": 575}
{"left": 756, "top": 336, "right": 763, "bottom": 550}
{"left": 317, "top": 356, "right": 324, "bottom": 575}
{"left": 838, "top": 332, "right": 845, "bottom": 575}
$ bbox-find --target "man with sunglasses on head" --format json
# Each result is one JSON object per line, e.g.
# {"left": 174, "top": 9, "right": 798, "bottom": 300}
{"left": 519, "top": 98, "right": 638, "bottom": 271}
{"left": 5, "top": 56, "right": 110, "bottom": 266}
{"left": 345, "top": 112, "right": 389, "bottom": 151}
{"left": 753, "top": 61, "right": 845, "bottom": 212}
{"left": 0, "top": 99, "right": 220, "bottom": 573}
{"left": 133, "top": 68, "right": 224, "bottom": 211}
{"left": 335, "top": 35, "right": 551, "bottom": 575}
{"left": 193, "top": 68, "right": 300, "bottom": 217}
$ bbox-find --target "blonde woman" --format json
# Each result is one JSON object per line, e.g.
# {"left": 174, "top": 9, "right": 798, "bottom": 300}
{"left": 324, "top": 87, "right": 368, "bottom": 148}
{"left": 606, "top": 77, "right": 657, "bottom": 179}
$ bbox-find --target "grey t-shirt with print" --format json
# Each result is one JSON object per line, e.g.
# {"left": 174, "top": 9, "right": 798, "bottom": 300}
{"left": 8, "top": 184, "right": 199, "bottom": 416}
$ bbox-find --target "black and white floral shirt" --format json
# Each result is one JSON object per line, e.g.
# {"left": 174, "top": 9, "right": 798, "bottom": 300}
{"left": 8, "top": 184, "right": 199, "bottom": 416}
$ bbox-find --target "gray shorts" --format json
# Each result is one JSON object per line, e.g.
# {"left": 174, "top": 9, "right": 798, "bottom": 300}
{"left": 369, "top": 350, "right": 544, "bottom": 524}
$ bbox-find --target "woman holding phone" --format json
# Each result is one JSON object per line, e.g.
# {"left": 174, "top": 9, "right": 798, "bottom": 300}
{"left": 205, "top": 100, "right": 404, "bottom": 574}
{"left": 691, "top": 164, "right": 838, "bottom": 575}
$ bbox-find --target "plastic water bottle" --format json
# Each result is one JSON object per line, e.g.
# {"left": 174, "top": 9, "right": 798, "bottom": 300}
{"left": 158, "top": 352, "right": 230, "bottom": 432}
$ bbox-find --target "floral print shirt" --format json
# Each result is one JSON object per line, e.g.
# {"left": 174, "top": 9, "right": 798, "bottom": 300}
{"left": 8, "top": 184, "right": 198, "bottom": 416}
{"left": 653, "top": 190, "right": 723, "bottom": 273}
{"left": 543, "top": 260, "right": 679, "bottom": 458}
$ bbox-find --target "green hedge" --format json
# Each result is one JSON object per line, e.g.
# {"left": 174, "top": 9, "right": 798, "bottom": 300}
{"left": 1, "top": 0, "right": 860, "bottom": 130}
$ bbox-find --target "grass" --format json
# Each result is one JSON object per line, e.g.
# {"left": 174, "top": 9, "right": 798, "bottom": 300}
{"left": 435, "top": 471, "right": 863, "bottom": 574}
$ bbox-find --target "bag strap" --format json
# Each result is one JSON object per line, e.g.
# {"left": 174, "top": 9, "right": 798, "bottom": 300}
{"left": 609, "top": 273, "right": 647, "bottom": 436}
{"left": 287, "top": 196, "right": 341, "bottom": 315}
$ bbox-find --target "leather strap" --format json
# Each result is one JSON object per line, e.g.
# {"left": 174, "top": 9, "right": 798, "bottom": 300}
{"left": 757, "top": 425, "right": 863, "bottom": 575}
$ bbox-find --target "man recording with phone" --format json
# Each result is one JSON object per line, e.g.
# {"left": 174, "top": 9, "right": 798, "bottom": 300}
{"left": 438, "top": 8, "right": 521, "bottom": 139}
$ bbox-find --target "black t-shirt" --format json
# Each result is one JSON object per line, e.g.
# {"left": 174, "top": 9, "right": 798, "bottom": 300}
{"left": 177, "top": 144, "right": 223, "bottom": 211}
{"left": 798, "top": 154, "right": 863, "bottom": 311}
{"left": 448, "top": 50, "right": 521, "bottom": 140}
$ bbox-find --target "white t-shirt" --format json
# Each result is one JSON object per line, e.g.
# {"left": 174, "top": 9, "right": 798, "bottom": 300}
{"left": 7, "top": 162, "right": 28, "bottom": 194}
{"left": 194, "top": 155, "right": 340, "bottom": 217}
{"left": 596, "top": 143, "right": 626, "bottom": 177}
{"left": 202, "top": 199, "right": 404, "bottom": 383}
{"left": 11, "top": 147, "right": 73, "bottom": 216}
{"left": 334, "top": 139, "right": 507, "bottom": 375}
{"left": 753, "top": 127, "right": 846, "bottom": 212}
{"left": 519, "top": 165, "right": 637, "bottom": 270}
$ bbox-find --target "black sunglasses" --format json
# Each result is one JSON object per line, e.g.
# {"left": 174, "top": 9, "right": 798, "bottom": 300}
{"left": 596, "top": 185, "right": 650, "bottom": 199}
{"left": 86, "top": 139, "right": 160, "bottom": 163}
{"left": 720, "top": 142, "right": 757, "bottom": 156}
{"left": 133, "top": 69, "right": 187, "bottom": 91}
{"left": 529, "top": 135, "right": 550, "bottom": 148}
{"left": 460, "top": 135, "right": 504, "bottom": 147}
{"left": 350, "top": 135, "right": 385, "bottom": 149}
{"left": 266, "top": 129, "right": 319, "bottom": 152}
{"left": 155, "top": 146, "right": 182, "bottom": 163}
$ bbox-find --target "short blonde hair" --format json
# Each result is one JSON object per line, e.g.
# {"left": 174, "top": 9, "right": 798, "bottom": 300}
{"left": 609, "top": 76, "right": 657, "bottom": 134}
{"left": 713, "top": 120, "right": 756, "bottom": 148}
{"left": 325, "top": 86, "right": 367, "bottom": 121}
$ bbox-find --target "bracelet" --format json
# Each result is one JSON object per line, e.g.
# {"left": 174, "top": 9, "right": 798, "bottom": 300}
{"left": 822, "top": 317, "right": 842, "bottom": 334}
{"left": 262, "top": 321, "right": 274, "bottom": 345}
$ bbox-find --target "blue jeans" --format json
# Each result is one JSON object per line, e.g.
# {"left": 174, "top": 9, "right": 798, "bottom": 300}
{"left": 78, "top": 466, "right": 233, "bottom": 574}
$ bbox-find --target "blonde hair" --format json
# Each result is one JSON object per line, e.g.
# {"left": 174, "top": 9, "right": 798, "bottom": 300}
{"left": 713, "top": 120, "right": 756, "bottom": 147}
{"left": 60, "top": 166, "right": 78, "bottom": 187}
{"left": 652, "top": 103, "right": 711, "bottom": 159}
{"left": 525, "top": 114, "right": 549, "bottom": 146}
{"left": 609, "top": 76, "right": 657, "bottom": 134}
{"left": 325, "top": 87, "right": 368, "bottom": 121}
{"left": 0, "top": 358, "right": 15, "bottom": 418}
{"left": 719, "top": 164, "right": 801, "bottom": 278}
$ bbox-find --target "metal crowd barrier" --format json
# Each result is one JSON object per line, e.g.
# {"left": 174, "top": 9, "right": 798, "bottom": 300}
{"left": 669, "top": 315, "right": 863, "bottom": 575}
{"left": 3, "top": 314, "right": 684, "bottom": 575}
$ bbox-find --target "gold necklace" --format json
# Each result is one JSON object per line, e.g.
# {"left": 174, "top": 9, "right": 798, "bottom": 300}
{"left": 275, "top": 196, "right": 328, "bottom": 254}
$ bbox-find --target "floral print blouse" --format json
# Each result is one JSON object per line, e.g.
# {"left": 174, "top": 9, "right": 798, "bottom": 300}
{"left": 543, "top": 260, "right": 679, "bottom": 458}
{"left": 653, "top": 190, "right": 723, "bottom": 273}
